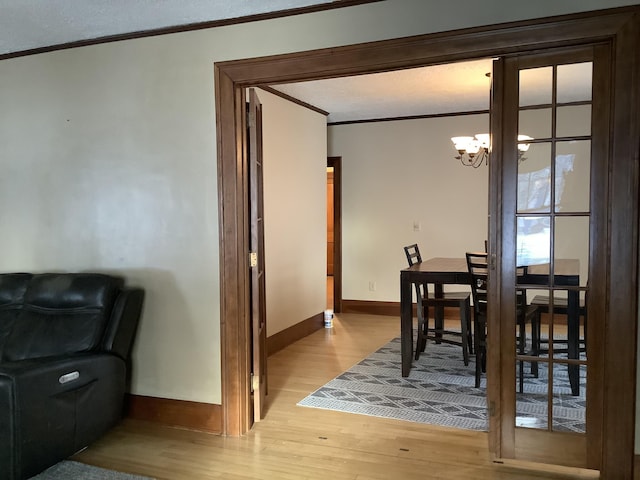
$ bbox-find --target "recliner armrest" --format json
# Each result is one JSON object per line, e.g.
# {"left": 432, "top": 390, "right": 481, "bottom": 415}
{"left": 102, "top": 288, "right": 145, "bottom": 360}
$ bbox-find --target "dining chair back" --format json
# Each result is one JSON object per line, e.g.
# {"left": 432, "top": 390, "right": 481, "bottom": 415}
{"left": 465, "top": 252, "right": 488, "bottom": 387}
{"left": 404, "top": 244, "right": 472, "bottom": 365}
{"left": 404, "top": 243, "right": 422, "bottom": 266}
{"left": 466, "top": 252, "right": 541, "bottom": 390}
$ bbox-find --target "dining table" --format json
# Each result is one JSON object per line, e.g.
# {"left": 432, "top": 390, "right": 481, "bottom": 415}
{"left": 400, "top": 256, "right": 582, "bottom": 396}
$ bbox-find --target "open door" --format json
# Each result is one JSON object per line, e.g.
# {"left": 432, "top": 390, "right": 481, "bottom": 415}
{"left": 248, "top": 88, "right": 267, "bottom": 422}
{"left": 327, "top": 156, "right": 342, "bottom": 313}
{"left": 488, "top": 44, "right": 612, "bottom": 471}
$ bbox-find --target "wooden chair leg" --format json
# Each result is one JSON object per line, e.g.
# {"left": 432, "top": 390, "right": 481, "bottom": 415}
{"left": 465, "top": 299, "right": 473, "bottom": 355}
{"left": 475, "top": 347, "right": 485, "bottom": 388}
{"left": 459, "top": 300, "right": 469, "bottom": 366}
{"left": 415, "top": 317, "right": 423, "bottom": 360}
{"left": 474, "top": 314, "right": 485, "bottom": 388}
{"left": 475, "top": 350, "right": 482, "bottom": 388}
{"left": 434, "top": 306, "right": 443, "bottom": 344}
{"left": 415, "top": 304, "right": 427, "bottom": 360}
{"left": 519, "top": 359, "right": 524, "bottom": 393}
{"left": 531, "top": 312, "right": 540, "bottom": 378}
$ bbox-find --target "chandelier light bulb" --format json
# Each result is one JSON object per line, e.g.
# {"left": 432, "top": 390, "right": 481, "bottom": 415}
{"left": 517, "top": 134, "right": 533, "bottom": 152}
{"left": 466, "top": 141, "right": 481, "bottom": 155}
{"left": 451, "top": 136, "right": 474, "bottom": 152}
{"left": 475, "top": 133, "right": 490, "bottom": 149}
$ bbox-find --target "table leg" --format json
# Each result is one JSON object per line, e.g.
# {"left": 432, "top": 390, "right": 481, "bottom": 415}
{"left": 567, "top": 290, "right": 580, "bottom": 396}
{"left": 434, "top": 283, "right": 444, "bottom": 343}
{"left": 401, "top": 273, "right": 413, "bottom": 377}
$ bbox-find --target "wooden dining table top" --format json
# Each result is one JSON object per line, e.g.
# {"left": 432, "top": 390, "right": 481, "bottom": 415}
{"left": 525, "top": 258, "right": 579, "bottom": 277}
{"left": 402, "top": 256, "right": 580, "bottom": 277}
{"left": 402, "top": 257, "right": 467, "bottom": 273}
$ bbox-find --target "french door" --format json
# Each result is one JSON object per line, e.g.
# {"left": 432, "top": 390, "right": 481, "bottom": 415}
{"left": 488, "top": 44, "right": 611, "bottom": 471}
{"left": 248, "top": 88, "right": 268, "bottom": 423}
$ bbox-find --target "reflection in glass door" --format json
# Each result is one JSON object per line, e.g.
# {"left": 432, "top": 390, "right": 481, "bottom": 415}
{"left": 516, "top": 60, "right": 591, "bottom": 433}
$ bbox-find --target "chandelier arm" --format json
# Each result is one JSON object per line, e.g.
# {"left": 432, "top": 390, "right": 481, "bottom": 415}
{"left": 455, "top": 146, "right": 488, "bottom": 168}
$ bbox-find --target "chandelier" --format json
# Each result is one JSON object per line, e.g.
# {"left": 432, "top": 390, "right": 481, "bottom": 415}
{"left": 451, "top": 134, "right": 533, "bottom": 168}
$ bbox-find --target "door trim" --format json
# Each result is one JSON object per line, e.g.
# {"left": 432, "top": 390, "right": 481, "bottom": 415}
{"left": 328, "top": 156, "right": 342, "bottom": 313}
{"left": 214, "top": 7, "right": 639, "bottom": 477}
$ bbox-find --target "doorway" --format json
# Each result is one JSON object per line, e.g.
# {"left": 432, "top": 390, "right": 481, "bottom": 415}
{"left": 215, "top": 9, "right": 639, "bottom": 477}
{"left": 327, "top": 166, "right": 334, "bottom": 309}
{"left": 327, "top": 156, "right": 342, "bottom": 313}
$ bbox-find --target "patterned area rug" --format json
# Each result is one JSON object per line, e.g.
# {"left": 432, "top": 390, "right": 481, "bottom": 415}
{"left": 297, "top": 336, "right": 585, "bottom": 433}
{"left": 30, "top": 461, "right": 154, "bottom": 480}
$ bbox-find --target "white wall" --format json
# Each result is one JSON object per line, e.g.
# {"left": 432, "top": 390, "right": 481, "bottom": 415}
{"left": 329, "top": 114, "right": 489, "bottom": 302}
{"left": 258, "top": 89, "right": 328, "bottom": 336}
{"left": 0, "top": 43, "right": 222, "bottom": 403}
{"left": 0, "top": 0, "right": 637, "bottom": 407}
{"left": 330, "top": 108, "right": 594, "bottom": 296}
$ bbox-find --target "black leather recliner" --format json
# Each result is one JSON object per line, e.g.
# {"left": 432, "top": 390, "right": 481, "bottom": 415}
{"left": 0, "top": 273, "right": 144, "bottom": 480}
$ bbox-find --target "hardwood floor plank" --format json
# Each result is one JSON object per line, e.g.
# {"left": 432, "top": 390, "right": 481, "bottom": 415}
{"left": 73, "top": 313, "right": 574, "bottom": 479}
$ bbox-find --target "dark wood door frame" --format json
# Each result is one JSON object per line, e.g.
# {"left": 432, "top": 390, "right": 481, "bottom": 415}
{"left": 215, "top": 7, "right": 639, "bottom": 477}
{"left": 328, "top": 156, "right": 342, "bottom": 313}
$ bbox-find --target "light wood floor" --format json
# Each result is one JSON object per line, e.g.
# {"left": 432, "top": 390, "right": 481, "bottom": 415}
{"left": 74, "top": 313, "right": 573, "bottom": 480}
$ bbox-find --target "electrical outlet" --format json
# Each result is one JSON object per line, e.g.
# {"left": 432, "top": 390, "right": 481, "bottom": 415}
{"left": 369, "top": 281, "right": 376, "bottom": 291}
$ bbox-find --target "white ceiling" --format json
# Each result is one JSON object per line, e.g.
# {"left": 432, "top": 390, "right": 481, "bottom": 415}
{"left": 0, "top": 0, "right": 340, "bottom": 56}
{"left": 3, "top": 0, "right": 480, "bottom": 122}
{"left": 271, "top": 59, "right": 494, "bottom": 123}
{"left": 0, "top": 1, "right": 590, "bottom": 124}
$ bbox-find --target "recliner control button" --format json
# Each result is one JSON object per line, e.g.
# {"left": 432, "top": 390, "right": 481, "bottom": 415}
{"left": 59, "top": 371, "right": 80, "bottom": 384}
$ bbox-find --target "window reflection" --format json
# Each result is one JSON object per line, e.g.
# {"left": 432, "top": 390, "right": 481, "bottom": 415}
{"left": 518, "top": 169, "right": 551, "bottom": 212}
{"left": 517, "top": 216, "right": 550, "bottom": 265}
{"left": 516, "top": 155, "right": 576, "bottom": 266}
{"left": 518, "top": 154, "right": 575, "bottom": 212}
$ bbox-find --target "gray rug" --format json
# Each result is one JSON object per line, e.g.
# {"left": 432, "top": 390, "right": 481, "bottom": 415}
{"left": 297, "top": 335, "right": 585, "bottom": 433}
{"left": 30, "top": 461, "right": 154, "bottom": 480}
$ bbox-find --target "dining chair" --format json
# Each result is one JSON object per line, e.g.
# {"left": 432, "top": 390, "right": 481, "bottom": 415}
{"left": 403, "top": 244, "right": 472, "bottom": 364}
{"left": 515, "top": 284, "right": 543, "bottom": 392}
{"left": 528, "top": 292, "right": 587, "bottom": 377}
{"left": 495, "top": 237, "right": 536, "bottom": 354}
{"left": 465, "top": 252, "right": 489, "bottom": 387}
{"left": 466, "top": 251, "right": 540, "bottom": 390}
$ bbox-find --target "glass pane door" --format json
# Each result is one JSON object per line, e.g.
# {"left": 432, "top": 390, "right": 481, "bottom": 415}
{"left": 516, "top": 60, "right": 591, "bottom": 435}
{"left": 493, "top": 46, "right": 608, "bottom": 471}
